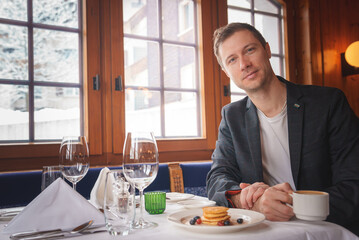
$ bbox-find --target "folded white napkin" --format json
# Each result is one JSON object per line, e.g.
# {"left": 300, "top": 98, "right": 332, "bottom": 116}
{"left": 90, "top": 167, "right": 111, "bottom": 209}
{"left": 3, "top": 178, "right": 105, "bottom": 234}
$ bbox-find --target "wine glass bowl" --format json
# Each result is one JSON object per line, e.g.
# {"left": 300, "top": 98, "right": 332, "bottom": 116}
{"left": 122, "top": 132, "right": 159, "bottom": 229}
{"left": 59, "top": 136, "right": 90, "bottom": 191}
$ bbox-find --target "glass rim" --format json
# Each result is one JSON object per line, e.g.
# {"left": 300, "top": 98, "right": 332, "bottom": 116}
{"left": 43, "top": 165, "right": 61, "bottom": 168}
{"left": 145, "top": 191, "right": 166, "bottom": 195}
{"left": 125, "top": 131, "right": 155, "bottom": 135}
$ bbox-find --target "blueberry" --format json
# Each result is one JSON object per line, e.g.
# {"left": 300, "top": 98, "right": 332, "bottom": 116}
{"left": 189, "top": 219, "right": 196, "bottom": 225}
{"left": 194, "top": 216, "right": 200, "bottom": 220}
{"left": 224, "top": 220, "right": 230, "bottom": 226}
{"left": 237, "top": 218, "right": 244, "bottom": 224}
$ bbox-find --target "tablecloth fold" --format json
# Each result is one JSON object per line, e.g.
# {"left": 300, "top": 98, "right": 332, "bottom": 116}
{"left": 3, "top": 178, "right": 104, "bottom": 234}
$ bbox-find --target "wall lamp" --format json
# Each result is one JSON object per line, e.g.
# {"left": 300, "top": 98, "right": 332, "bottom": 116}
{"left": 341, "top": 41, "right": 359, "bottom": 77}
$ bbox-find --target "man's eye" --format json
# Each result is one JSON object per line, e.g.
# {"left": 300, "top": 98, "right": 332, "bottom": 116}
{"left": 228, "top": 57, "right": 236, "bottom": 64}
{"left": 247, "top": 47, "right": 255, "bottom": 53}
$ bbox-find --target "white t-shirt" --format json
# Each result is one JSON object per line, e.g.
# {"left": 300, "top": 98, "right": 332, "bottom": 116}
{"left": 257, "top": 104, "right": 296, "bottom": 190}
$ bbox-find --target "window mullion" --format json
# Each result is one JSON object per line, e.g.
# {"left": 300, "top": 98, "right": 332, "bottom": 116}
{"left": 28, "top": 0, "right": 34, "bottom": 142}
{"left": 194, "top": 0, "right": 201, "bottom": 137}
{"left": 251, "top": 0, "right": 255, "bottom": 25}
{"left": 278, "top": 6, "right": 284, "bottom": 76}
{"left": 158, "top": 0, "right": 165, "bottom": 138}
{"left": 78, "top": 0, "right": 84, "bottom": 137}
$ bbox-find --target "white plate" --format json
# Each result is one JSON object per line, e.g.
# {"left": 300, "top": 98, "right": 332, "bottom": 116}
{"left": 166, "top": 192, "right": 194, "bottom": 202}
{"left": 177, "top": 199, "right": 216, "bottom": 209}
{"left": 168, "top": 208, "right": 265, "bottom": 233}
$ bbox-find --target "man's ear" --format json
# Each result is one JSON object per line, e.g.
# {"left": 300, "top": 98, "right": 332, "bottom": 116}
{"left": 265, "top": 42, "right": 272, "bottom": 59}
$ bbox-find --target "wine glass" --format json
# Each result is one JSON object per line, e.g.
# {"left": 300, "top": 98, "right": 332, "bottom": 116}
{"left": 59, "top": 136, "right": 90, "bottom": 191}
{"left": 122, "top": 132, "right": 159, "bottom": 229}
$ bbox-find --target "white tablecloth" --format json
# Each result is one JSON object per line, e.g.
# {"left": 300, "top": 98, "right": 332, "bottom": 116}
{"left": 1, "top": 197, "right": 358, "bottom": 240}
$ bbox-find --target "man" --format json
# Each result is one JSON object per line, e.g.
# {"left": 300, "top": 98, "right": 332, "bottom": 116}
{"left": 206, "top": 22, "right": 359, "bottom": 235}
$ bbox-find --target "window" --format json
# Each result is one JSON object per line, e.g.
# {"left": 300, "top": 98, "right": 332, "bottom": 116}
{"left": 0, "top": 0, "right": 291, "bottom": 171}
{"left": 123, "top": 0, "right": 201, "bottom": 138}
{"left": 227, "top": 0, "right": 286, "bottom": 102}
{"left": 179, "top": 0, "right": 194, "bottom": 34}
{"left": 0, "top": 0, "right": 83, "bottom": 142}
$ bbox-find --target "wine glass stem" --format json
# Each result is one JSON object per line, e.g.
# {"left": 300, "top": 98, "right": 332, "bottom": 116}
{"left": 139, "top": 189, "right": 144, "bottom": 224}
{"left": 73, "top": 182, "right": 77, "bottom": 191}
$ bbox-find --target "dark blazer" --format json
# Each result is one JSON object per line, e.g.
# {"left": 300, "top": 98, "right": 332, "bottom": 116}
{"left": 206, "top": 77, "right": 359, "bottom": 234}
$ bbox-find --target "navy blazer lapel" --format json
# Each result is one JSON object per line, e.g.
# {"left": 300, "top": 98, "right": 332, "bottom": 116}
{"left": 245, "top": 98, "right": 263, "bottom": 181}
{"left": 284, "top": 80, "right": 304, "bottom": 188}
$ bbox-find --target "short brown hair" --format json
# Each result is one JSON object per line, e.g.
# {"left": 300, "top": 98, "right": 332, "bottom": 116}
{"left": 213, "top": 23, "right": 267, "bottom": 68}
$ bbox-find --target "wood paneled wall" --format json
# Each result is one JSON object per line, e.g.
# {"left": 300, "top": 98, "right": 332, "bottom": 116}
{"left": 287, "top": 0, "right": 359, "bottom": 117}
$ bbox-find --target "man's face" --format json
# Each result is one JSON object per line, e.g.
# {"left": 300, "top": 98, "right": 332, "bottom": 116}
{"left": 219, "top": 30, "right": 273, "bottom": 93}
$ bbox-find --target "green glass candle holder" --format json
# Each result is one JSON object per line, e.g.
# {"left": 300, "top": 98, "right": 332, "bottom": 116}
{"left": 145, "top": 191, "right": 166, "bottom": 214}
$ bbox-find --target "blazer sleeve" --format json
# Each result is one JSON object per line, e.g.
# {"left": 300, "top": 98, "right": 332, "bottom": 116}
{"left": 206, "top": 106, "right": 242, "bottom": 207}
{"left": 324, "top": 89, "right": 359, "bottom": 228}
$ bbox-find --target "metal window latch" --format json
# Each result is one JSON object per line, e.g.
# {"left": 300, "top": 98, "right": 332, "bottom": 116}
{"left": 224, "top": 84, "right": 230, "bottom": 97}
{"left": 115, "top": 75, "right": 123, "bottom": 91}
{"left": 93, "top": 74, "right": 100, "bottom": 90}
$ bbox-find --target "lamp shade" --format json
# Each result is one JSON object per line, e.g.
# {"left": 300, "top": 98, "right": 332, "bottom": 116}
{"left": 344, "top": 41, "right": 359, "bottom": 67}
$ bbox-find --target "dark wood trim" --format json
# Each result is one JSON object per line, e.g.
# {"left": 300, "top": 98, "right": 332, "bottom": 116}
{"left": 110, "top": 0, "right": 125, "bottom": 154}
{"left": 85, "top": 0, "right": 103, "bottom": 155}
{"left": 0, "top": 149, "right": 212, "bottom": 172}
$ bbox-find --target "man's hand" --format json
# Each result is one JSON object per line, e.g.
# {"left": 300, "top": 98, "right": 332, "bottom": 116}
{"left": 251, "top": 182, "right": 294, "bottom": 221}
{"left": 229, "top": 182, "right": 269, "bottom": 209}
{"left": 239, "top": 182, "right": 269, "bottom": 209}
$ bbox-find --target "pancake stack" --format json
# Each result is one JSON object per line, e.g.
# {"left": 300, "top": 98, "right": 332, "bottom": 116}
{"left": 201, "top": 206, "right": 230, "bottom": 225}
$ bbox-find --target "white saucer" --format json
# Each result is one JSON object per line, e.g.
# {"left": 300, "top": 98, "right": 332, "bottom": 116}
{"left": 177, "top": 199, "right": 216, "bottom": 209}
{"left": 166, "top": 192, "right": 194, "bottom": 202}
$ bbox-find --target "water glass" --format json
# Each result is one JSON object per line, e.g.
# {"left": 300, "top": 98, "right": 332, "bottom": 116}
{"left": 145, "top": 192, "right": 166, "bottom": 214}
{"left": 59, "top": 136, "right": 89, "bottom": 191}
{"left": 104, "top": 170, "right": 135, "bottom": 236}
{"left": 41, "top": 165, "right": 63, "bottom": 191}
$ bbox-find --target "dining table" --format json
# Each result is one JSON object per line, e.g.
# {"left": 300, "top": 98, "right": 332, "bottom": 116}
{"left": 1, "top": 195, "right": 358, "bottom": 240}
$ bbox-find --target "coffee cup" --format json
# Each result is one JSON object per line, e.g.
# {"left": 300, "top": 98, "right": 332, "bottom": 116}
{"left": 291, "top": 190, "right": 329, "bottom": 221}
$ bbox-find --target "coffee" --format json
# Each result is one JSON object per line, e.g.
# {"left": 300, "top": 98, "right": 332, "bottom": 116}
{"left": 296, "top": 190, "right": 326, "bottom": 195}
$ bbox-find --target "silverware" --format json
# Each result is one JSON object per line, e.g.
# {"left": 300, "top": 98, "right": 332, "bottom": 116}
{"left": 16, "top": 234, "right": 67, "bottom": 240}
{"left": 0, "top": 210, "right": 21, "bottom": 222}
{"left": 14, "top": 229, "right": 108, "bottom": 240}
{"left": 10, "top": 220, "right": 93, "bottom": 239}
{"left": 0, "top": 210, "right": 22, "bottom": 218}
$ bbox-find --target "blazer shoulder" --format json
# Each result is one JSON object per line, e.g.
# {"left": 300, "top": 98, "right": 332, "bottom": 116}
{"left": 292, "top": 82, "right": 345, "bottom": 101}
{"left": 221, "top": 97, "right": 249, "bottom": 121}
{"left": 222, "top": 96, "right": 249, "bottom": 112}
{"left": 299, "top": 84, "right": 343, "bottom": 94}
{"left": 278, "top": 76, "right": 344, "bottom": 101}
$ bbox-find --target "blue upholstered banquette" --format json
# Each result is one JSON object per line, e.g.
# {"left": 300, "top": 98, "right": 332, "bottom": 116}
{"left": 0, "top": 162, "right": 212, "bottom": 208}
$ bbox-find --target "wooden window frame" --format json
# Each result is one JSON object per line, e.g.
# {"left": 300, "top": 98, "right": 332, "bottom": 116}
{"left": 0, "top": 0, "right": 294, "bottom": 172}
{"left": 0, "top": 0, "right": 84, "bottom": 143}
{"left": 0, "top": 0, "right": 219, "bottom": 172}
{"left": 108, "top": 0, "right": 218, "bottom": 164}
